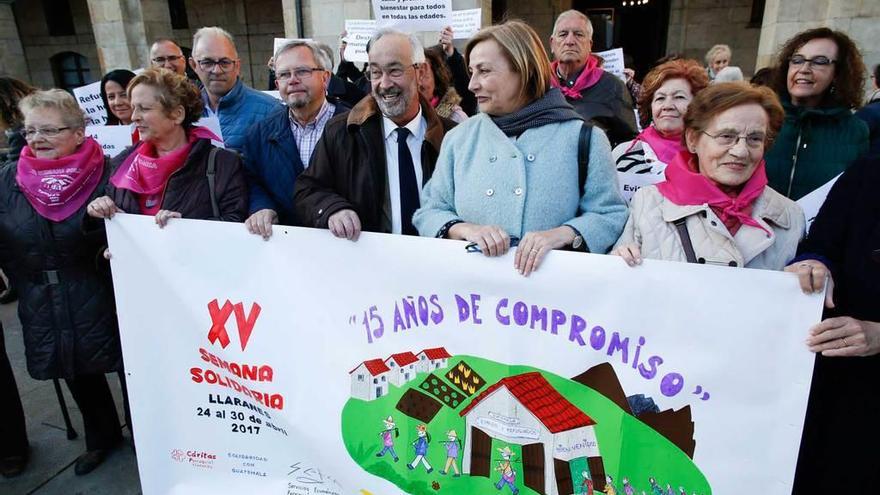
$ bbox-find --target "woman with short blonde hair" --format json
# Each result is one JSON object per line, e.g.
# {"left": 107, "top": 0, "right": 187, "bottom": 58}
{"left": 415, "top": 20, "right": 628, "bottom": 276}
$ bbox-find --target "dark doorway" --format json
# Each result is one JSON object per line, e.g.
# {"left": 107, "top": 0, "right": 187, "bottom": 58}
{"left": 588, "top": 456, "right": 607, "bottom": 491}
{"left": 522, "top": 443, "right": 545, "bottom": 494}
{"left": 554, "top": 459, "right": 574, "bottom": 495}
{"left": 469, "top": 426, "right": 491, "bottom": 477}
{"left": 574, "top": 0, "right": 671, "bottom": 82}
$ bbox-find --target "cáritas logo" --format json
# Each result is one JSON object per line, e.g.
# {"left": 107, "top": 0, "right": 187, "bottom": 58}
{"left": 206, "top": 299, "right": 262, "bottom": 351}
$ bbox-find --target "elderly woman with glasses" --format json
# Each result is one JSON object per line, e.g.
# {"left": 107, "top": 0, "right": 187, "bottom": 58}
{"left": 87, "top": 68, "right": 247, "bottom": 226}
{"left": 764, "top": 28, "right": 869, "bottom": 200}
{"left": 613, "top": 82, "right": 804, "bottom": 270}
{"left": 0, "top": 90, "right": 126, "bottom": 476}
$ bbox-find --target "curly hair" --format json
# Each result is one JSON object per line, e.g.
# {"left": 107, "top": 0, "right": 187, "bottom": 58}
{"left": 424, "top": 45, "right": 452, "bottom": 100}
{"left": 684, "top": 82, "right": 785, "bottom": 148}
{"left": 128, "top": 68, "right": 204, "bottom": 128}
{"left": 770, "top": 27, "right": 866, "bottom": 109}
{"left": 637, "top": 58, "right": 709, "bottom": 124}
{"left": 19, "top": 89, "right": 87, "bottom": 130}
{"left": 100, "top": 69, "right": 136, "bottom": 125}
{"left": 0, "top": 77, "right": 37, "bottom": 129}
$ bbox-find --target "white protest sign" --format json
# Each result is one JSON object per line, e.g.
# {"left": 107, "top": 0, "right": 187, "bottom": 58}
{"left": 596, "top": 47, "right": 626, "bottom": 81}
{"left": 73, "top": 81, "right": 107, "bottom": 126}
{"left": 797, "top": 173, "right": 840, "bottom": 232}
{"left": 451, "top": 8, "right": 481, "bottom": 39}
{"left": 343, "top": 19, "right": 378, "bottom": 64}
{"left": 372, "top": 0, "right": 451, "bottom": 31}
{"left": 107, "top": 214, "right": 822, "bottom": 495}
{"left": 193, "top": 116, "right": 225, "bottom": 148}
{"left": 617, "top": 171, "right": 666, "bottom": 203}
{"left": 85, "top": 125, "right": 133, "bottom": 158}
{"left": 262, "top": 90, "right": 282, "bottom": 101}
{"left": 272, "top": 38, "right": 313, "bottom": 57}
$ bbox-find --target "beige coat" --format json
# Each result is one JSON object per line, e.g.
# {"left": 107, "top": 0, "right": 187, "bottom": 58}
{"left": 615, "top": 185, "right": 805, "bottom": 270}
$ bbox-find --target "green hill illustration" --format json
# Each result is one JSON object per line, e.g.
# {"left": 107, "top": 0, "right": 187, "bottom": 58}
{"left": 343, "top": 350, "right": 710, "bottom": 495}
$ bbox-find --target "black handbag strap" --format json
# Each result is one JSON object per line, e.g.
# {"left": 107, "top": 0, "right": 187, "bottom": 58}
{"left": 578, "top": 123, "right": 592, "bottom": 198}
{"left": 673, "top": 218, "right": 698, "bottom": 263}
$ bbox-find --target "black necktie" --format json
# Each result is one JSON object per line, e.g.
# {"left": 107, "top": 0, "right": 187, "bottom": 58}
{"left": 396, "top": 127, "right": 419, "bottom": 235}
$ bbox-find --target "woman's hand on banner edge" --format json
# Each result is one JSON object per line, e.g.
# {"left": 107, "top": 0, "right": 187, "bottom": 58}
{"left": 155, "top": 210, "right": 182, "bottom": 228}
{"left": 807, "top": 317, "right": 880, "bottom": 357}
{"left": 785, "top": 259, "right": 834, "bottom": 308}
{"left": 611, "top": 243, "right": 643, "bottom": 267}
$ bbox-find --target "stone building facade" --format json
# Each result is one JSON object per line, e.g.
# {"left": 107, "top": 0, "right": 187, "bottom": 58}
{"left": 0, "top": 0, "right": 877, "bottom": 96}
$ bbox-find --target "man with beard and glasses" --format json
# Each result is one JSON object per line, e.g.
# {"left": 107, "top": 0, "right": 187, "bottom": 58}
{"left": 240, "top": 40, "right": 350, "bottom": 238}
{"left": 549, "top": 10, "right": 637, "bottom": 146}
{"left": 294, "top": 29, "right": 456, "bottom": 240}
{"left": 189, "top": 26, "right": 280, "bottom": 153}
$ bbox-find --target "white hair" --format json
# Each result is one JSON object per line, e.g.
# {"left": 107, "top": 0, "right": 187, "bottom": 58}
{"left": 192, "top": 26, "right": 238, "bottom": 57}
{"left": 553, "top": 9, "right": 593, "bottom": 38}
{"left": 368, "top": 28, "right": 426, "bottom": 64}
{"left": 275, "top": 40, "right": 332, "bottom": 71}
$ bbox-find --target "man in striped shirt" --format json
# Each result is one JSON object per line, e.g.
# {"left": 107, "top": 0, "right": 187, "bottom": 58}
{"left": 241, "top": 40, "right": 349, "bottom": 238}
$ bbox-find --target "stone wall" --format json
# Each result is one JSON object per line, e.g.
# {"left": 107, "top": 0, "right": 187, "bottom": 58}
{"left": 666, "top": 0, "right": 761, "bottom": 77}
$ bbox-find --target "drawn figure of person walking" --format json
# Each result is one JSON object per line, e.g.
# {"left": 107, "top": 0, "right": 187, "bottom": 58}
{"left": 650, "top": 477, "right": 664, "bottom": 495}
{"left": 494, "top": 446, "right": 519, "bottom": 494}
{"left": 439, "top": 429, "right": 461, "bottom": 476}
{"left": 375, "top": 416, "right": 399, "bottom": 462}
{"left": 407, "top": 424, "right": 433, "bottom": 473}
{"left": 622, "top": 477, "right": 635, "bottom": 495}
{"left": 604, "top": 475, "right": 617, "bottom": 495}
{"left": 580, "top": 470, "right": 595, "bottom": 494}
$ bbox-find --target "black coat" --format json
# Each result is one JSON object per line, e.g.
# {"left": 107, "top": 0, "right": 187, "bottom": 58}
{"left": 106, "top": 138, "right": 248, "bottom": 221}
{"left": 562, "top": 71, "right": 637, "bottom": 147}
{"left": 0, "top": 161, "right": 121, "bottom": 380}
{"left": 294, "top": 96, "right": 455, "bottom": 233}
{"left": 793, "top": 155, "right": 880, "bottom": 492}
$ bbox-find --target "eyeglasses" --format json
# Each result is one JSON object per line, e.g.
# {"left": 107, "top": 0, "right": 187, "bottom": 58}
{"left": 789, "top": 55, "right": 835, "bottom": 69}
{"left": 196, "top": 58, "right": 237, "bottom": 71}
{"left": 152, "top": 55, "right": 183, "bottom": 64}
{"left": 701, "top": 130, "right": 766, "bottom": 149}
{"left": 276, "top": 67, "right": 325, "bottom": 81}
{"left": 21, "top": 127, "right": 71, "bottom": 139}
{"left": 367, "top": 64, "right": 419, "bottom": 81}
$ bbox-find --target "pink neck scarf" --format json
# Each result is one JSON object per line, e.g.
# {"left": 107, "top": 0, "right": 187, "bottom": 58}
{"left": 657, "top": 150, "right": 770, "bottom": 235}
{"left": 110, "top": 126, "right": 218, "bottom": 195}
{"left": 630, "top": 125, "right": 684, "bottom": 164}
{"left": 550, "top": 56, "right": 604, "bottom": 100}
{"left": 16, "top": 138, "right": 105, "bottom": 222}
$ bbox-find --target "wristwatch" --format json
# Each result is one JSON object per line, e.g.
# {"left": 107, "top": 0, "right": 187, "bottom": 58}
{"left": 572, "top": 234, "right": 584, "bottom": 250}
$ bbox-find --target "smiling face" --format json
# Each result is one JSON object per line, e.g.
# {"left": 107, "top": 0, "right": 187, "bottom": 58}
{"left": 369, "top": 33, "right": 422, "bottom": 124}
{"left": 104, "top": 80, "right": 132, "bottom": 124}
{"left": 787, "top": 37, "right": 838, "bottom": 107}
{"left": 130, "top": 84, "right": 184, "bottom": 144}
{"left": 651, "top": 77, "right": 693, "bottom": 136}
{"left": 550, "top": 14, "right": 592, "bottom": 67}
{"left": 23, "top": 107, "right": 83, "bottom": 159}
{"left": 711, "top": 54, "right": 729, "bottom": 74}
{"left": 274, "top": 45, "right": 328, "bottom": 112}
{"left": 191, "top": 34, "right": 241, "bottom": 99}
{"left": 685, "top": 103, "right": 769, "bottom": 192}
{"left": 468, "top": 39, "right": 527, "bottom": 116}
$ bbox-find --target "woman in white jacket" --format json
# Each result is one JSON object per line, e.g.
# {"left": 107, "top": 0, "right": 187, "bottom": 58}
{"left": 612, "top": 82, "right": 804, "bottom": 270}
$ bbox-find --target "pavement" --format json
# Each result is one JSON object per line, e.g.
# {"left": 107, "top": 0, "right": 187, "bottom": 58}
{"left": 1, "top": 301, "right": 141, "bottom": 495}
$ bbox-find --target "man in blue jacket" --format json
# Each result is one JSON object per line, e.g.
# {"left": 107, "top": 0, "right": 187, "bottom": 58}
{"left": 190, "top": 26, "right": 280, "bottom": 153}
{"left": 241, "top": 40, "right": 349, "bottom": 238}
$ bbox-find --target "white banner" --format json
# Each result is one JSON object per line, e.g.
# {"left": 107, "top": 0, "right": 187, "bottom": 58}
{"left": 73, "top": 80, "right": 107, "bottom": 126}
{"left": 797, "top": 174, "right": 840, "bottom": 232}
{"left": 343, "top": 19, "right": 378, "bottom": 64}
{"left": 86, "top": 125, "right": 133, "bottom": 158}
{"left": 617, "top": 171, "right": 666, "bottom": 203}
{"left": 372, "top": 0, "right": 451, "bottom": 31}
{"left": 595, "top": 48, "right": 626, "bottom": 82}
{"left": 106, "top": 215, "right": 822, "bottom": 495}
{"left": 451, "top": 8, "right": 482, "bottom": 39}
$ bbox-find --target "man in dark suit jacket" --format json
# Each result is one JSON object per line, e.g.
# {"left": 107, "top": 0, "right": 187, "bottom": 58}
{"left": 241, "top": 40, "right": 349, "bottom": 238}
{"left": 294, "top": 29, "right": 455, "bottom": 240}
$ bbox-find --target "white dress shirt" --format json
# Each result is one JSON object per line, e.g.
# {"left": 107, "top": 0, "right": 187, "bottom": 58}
{"left": 382, "top": 109, "right": 426, "bottom": 234}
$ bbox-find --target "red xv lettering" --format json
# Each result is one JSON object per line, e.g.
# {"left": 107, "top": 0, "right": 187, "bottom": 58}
{"left": 207, "top": 299, "right": 262, "bottom": 351}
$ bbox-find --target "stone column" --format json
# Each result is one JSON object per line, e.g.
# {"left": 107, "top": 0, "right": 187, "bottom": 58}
{"left": 86, "top": 0, "right": 173, "bottom": 72}
{"left": 0, "top": 0, "right": 29, "bottom": 80}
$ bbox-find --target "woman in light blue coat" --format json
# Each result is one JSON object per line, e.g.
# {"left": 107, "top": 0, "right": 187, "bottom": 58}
{"left": 413, "top": 20, "right": 628, "bottom": 276}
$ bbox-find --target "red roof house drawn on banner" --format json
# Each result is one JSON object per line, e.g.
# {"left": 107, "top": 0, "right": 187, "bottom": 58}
{"left": 384, "top": 352, "right": 419, "bottom": 386}
{"left": 459, "top": 372, "right": 607, "bottom": 494}
{"left": 416, "top": 347, "right": 451, "bottom": 373}
{"left": 349, "top": 359, "right": 390, "bottom": 401}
